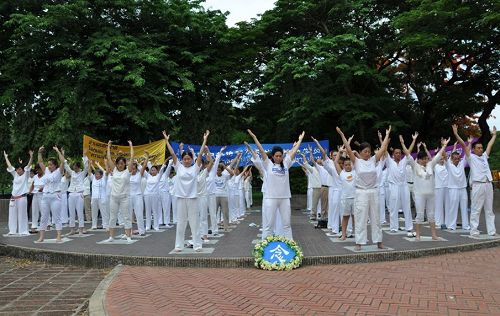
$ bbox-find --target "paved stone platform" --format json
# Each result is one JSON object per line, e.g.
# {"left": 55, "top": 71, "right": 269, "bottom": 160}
{"left": 0, "top": 256, "right": 106, "bottom": 316}
{"left": 101, "top": 247, "right": 500, "bottom": 315}
{"left": 0, "top": 194, "right": 499, "bottom": 267}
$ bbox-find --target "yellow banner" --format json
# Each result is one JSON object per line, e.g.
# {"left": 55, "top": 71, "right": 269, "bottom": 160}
{"left": 83, "top": 135, "right": 166, "bottom": 166}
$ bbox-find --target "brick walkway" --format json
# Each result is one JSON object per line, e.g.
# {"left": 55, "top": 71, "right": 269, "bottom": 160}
{"left": 0, "top": 257, "right": 106, "bottom": 316}
{"left": 105, "top": 247, "right": 500, "bottom": 315}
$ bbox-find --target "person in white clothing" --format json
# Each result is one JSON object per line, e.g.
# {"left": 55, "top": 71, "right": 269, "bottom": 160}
{"left": 4, "top": 150, "right": 33, "bottom": 236}
{"left": 299, "top": 152, "right": 321, "bottom": 221}
{"left": 243, "top": 168, "right": 253, "bottom": 210}
{"left": 128, "top": 158, "right": 147, "bottom": 235}
{"left": 59, "top": 170, "right": 70, "bottom": 225}
{"left": 337, "top": 126, "right": 391, "bottom": 251}
{"left": 164, "top": 129, "right": 209, "bottom": 252}
{"left": 29, "top": 165, "right": 45, "bottom": 232}
{"left": 65, "top": 153, "right": 90, "bottom": 236}
{"left": 214, "top": 153, "right": 238, "bottom": 232}
{"left": 159, "top": 158, "right": 175, "bottom": 228}
{"left": 204, "top": 146, "right": 226, "bottom": 237}
{"left": 103, "top": 140, "right": 135, "bottom": 243}
{"left": 385, "top": 133, "right": 417, "bottom": 233}
{"left": 89, "top": 162, "right": 108, "bottom": 230}
{"left": 433, "top": 149, "right": 449, "bottom": 229}
{"left": 143, "top": 154, "right": 169, "bottom": 231}
{"left": 401, "top": 135, "right": 450, "bottom": 240}
{"left": 83, "top": 175, "right": 92, "bottom": 222}
{"left": 446, "top": 143, "right": 470, "bottom": 231}
{"left": 452, "top": 124, "right": 497, "bottom": 236}
{"left": 36, "top": 146, "right": 65, "bottom": 242}
{"left": 247, "top": 129, "right": 305, "bottom": 240}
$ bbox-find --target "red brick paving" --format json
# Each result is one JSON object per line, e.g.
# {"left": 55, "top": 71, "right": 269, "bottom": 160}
{"left": 105, "top": 247, "right": 500, "bottom": 315}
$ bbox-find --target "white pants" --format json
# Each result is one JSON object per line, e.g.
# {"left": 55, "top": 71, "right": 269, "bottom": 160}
{"left": 129, "top": 195, "right": 145, "bottom": 234}
{"left": 60, "top": 192, "right": 68, "bottom": 224}
{"left": 175, "top": 198, "right": 201, "bottom": 250}
{"left": 40, "top": 193, "right": 62, "bottom": 231}
{"left": 470, "top": 182, "right": 495, "bottom": 235}
{"left": 228, "top": 192, "right": 239, "bottom": 222}
{"left": 207, "top": 194, "right": 218, "bottom": 234}
{"left": 388, "top": 183, "right": 413, "bottom": 231}
{"left": 109, "top": 195, "right": 131, "bottom": 229}
{"left": 446, "top": 188, "right": 469, "bottom": 230}
{"left": 160, "top": 191, "right": 172, "bottom": 225}
{"left": 262, "top": 198, "right": 292, "bottom": 240}
{"left": 328, "top": 188, "right": 341, "bottom": 233}
{"left": 171, "top": 195, "right": 178, "bottom": 223}
{"left": 354, "top": 188, "right": 382, "bottom": 245}
{"left": 91, "top": 197, "right": 108, "bottom": 229}
{"left": 379, "top": 189, "right": 386, "bottom": 224}
{"left": 415, "top": 193, "right": 435, "bottom": 224}
{"left": 144, "top": 194, "right": 160, "bottom": 230}
{"left": 68, "top": 192, "right": 85, "bottom": 228}
{"left": 245, "top": 188, "right": 252, "bottom": 209}
{"left": 239, "top": 189, "right": 246, "bottom": 217}
{"left": 198, "top": 195, "right": 209, "bottom": 236}
{"left": 8, "top": 196, "right": 29, "bottom": 235}
{"left": 31, "top": 194, "right": 43, "bottom": 229}
{"left": 434, "top": 188, "right": 448, "bottom": 226}
{"left": 306, "top": 187, "right": 312, "bottom": 211}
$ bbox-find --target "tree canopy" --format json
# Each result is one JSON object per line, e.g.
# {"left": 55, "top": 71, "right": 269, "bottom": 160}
{"left": 1, "top": 0, "right": 498, "bottom": 190}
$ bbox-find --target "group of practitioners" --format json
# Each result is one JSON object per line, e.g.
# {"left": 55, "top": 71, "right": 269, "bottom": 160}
{"left": 3, "top": 124, "right": 497, "bottom": 251}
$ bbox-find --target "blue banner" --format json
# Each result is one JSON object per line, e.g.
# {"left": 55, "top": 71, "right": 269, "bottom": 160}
{"left": 169, "top": 140, "right": 329, "bottom": 167}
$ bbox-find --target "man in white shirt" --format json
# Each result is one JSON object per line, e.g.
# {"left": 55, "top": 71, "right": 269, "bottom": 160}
{"left": 446, "top": 150, "right": 470, "bottom": 230}
{"left": 300, "top": 152, "right": 321, "bottom": 221}
{"left": 452, "top": 124, "right": 497, "bottom": 236}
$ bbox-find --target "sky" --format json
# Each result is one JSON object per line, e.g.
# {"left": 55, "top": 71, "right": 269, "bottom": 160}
{"left": 200, "top": 0, "right": 499, "bottom": 130}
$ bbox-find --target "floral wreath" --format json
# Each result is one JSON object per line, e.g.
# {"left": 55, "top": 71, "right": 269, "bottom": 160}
{"left": 253, "top": 235, "right": 304, "bottom": 271}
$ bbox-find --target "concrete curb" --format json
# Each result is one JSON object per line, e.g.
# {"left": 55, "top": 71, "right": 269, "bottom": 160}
{"left": 89, "top": 264, "right": 124, "bottom": 316}
{"left": 1, "top": 238, "right": 500, "bottom": 268}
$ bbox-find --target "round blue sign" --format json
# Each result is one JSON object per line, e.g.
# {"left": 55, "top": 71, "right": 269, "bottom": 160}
{"left": 262, "top": 241, "right": 296, "bottom": 265}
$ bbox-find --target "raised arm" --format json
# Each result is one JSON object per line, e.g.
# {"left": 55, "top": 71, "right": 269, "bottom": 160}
{"left": 433, "top": 138, "right": 451, "bottom": 167}
{"left": 53, "top": 146, "right": 66, "bottom": 173}
{"left": 106, "top": 141, "right": 115, "bottom": 170}
{"left": 452, "top": 124, "right": 470, "bottom": 157}
{"left": 422, "top": 143, "right": 432, "bottom": 159}
{"left": 243, "top": 142, "right": 258, "bottom": 160}
{"left": 486, "top": 126, "right": 497, "bottom": 156}
{"left": 375, "top": 126, "right": 391, "bottom": 161}
{"left": 247, "top": 129, "right": 268, "bottom": 162}
{"left": 128, "top": 140, "right": 134, "bottom": 171}
{"left": 3, "top": 151, "right": 13, "bottom": 170}
{"left": 162, "top": 130, "right": 178, "bottom": 165}
{"left": 37, "top": 146, "right": 46, "bottom": 172}
{"left": 197, "top": 130, "right": 210, "bottom": 167}
{"left": 140, "top": 151, "right": 149, "bottom": 177}
{"left": 26, "top": 150, "right": 34, "bottom": 169}
{"left": 399, "top": 135, "right": 411, "bottom": 157}
{"left": 407, "top": 132, "right": 418, "bottom": 154}
{"left": 287, "top": 131, "right": 305, "bottom": 161}
{"left": 311, "top": 137, "right": 328, "bottom": 160}
{"left": 336, "top": 127, "right": 357, "bottom": 162}
{"left": 333, "top": 146, "right": 344, "bottom": 175}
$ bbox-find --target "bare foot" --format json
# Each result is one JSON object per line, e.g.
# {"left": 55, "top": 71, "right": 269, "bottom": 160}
{"left": 415, "top": 236, "right": 421, "bottom": 241}
{"left": 340, "top": 236, "right": 346, "bottom": 241}
{"left": 377, "top": 242, "right": 386, "bottom": 249}
{"left": 68, "top": 230, "right": 76, "bottom": 236}
{"left": 354, "top": 245, "right": 362, "bottom": 251}
{"left": 174, "top": 248, "right": 182, "bottom": 253}
{"left": 36, "top": 239, "right": 43, "bottom": 243}
{"left": 56, "top": 239, "right": 63, "bottom": 243}
{"left": 432, "top": 236, "right": 439, "bottom": 240}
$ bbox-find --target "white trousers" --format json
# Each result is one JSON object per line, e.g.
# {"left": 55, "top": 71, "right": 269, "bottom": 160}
{"left": 175, "top": 198, "right": 201, "bottom": 250}
{"left": 40, "top": 193, "right": 62, "bottom": 231}
{"left": 198, "top": 195, "right": 209, "bottom": 236}
{"left": 109, "top": 195, "right": 131, "bottom": 229}
{"left": 434, "top": 188, "right": 448, "bottom": 226}
{"left": 207, "top": 194, "right": 218, "bottom": 233}
{"left": 171, "top": 195, "right": 178, "bottom": 223}
{"left": 414, "top": 193, "right": 435, "bottom": 224}
{"left": 446, "top": 188, "right": 469, "bottom": 230}
{"left": 239, "top": 189, "right": 246, "bottom": 217}
{"left": 262, "top": 198, "right": 292, "bottom": 240}
{"left": 60, "top": 192, "right": 68, "bottom": 224}
{"left": 144, "top": 194, "right": 160, "bottom": 230}
{"left": 160, "top": 191, "right": 171, "bottom": 225}
{"left": 388, "top": 183, "right": 413, "bottom": 231}
{"left": 68, "top": 192, "right": 85, "bottom": 228}
{"left": 328, "top": 188, "right": 341, "bottom": 233}
{"left": 228, "top": 192, "right": 239, "bottom": 222}
{"left": 306, "top": 187, "right": 312, "bottom": 211}
{"left": 129, "top": 195, "right": 145, "bottom": 234}
{"left": 470, "top": 182, "right": 495, "bottom": 235}
{"left": 31, "top": 194, "right": 43, "bottom": 229}
{"left": 8, "top": 196, "right": 29, "bottom": 235}
{"left": 91, "top": 197, "right": 108, "bottom": 229}
{"left": 379, "top": 189, "right": 386, "bottom": 224}
{"left": 245, "top": 188, "right": 252, "bottom": 209}
{"left": 354, "top": 188, "right": 382, "bottom": 245}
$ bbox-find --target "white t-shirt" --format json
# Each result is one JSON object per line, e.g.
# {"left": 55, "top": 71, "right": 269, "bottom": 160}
{"left": 353, "top": 156, "right": 378, "bottom": 189}
{"left": 83, "top": 176, "right": 91, "bottom": 196}
{"left": 65, "top": 158, "right": 88, "bottom": 193}
{"left": 7, "top": 166, "right": 31, "bottom": 196}
{"left": 214, "top": 170, "right": 231, "bottom": 197}
{"left": 207, "top": 153, "right": 222, "bottom": 195}
{"left": 197, "top": 168, "right": 208, "bottom": 196}
{"left": 43, "top": 168, "right": 62, "bottom": 194}
{"left": 446, "top": 158, "right": 467, "bottom": 189}
{"left": 159, "top": 160, "right": 173, "bottom": 193}
{"left": 33, "top": 174, "right": 46, "bottom": 195}
{"left": 466, "top": 153, "right": 493, "bottom": 183}
{"left": 340, "top": 170, "right": 356, "bottom": 199}
{"left": 129, "top": 172, "right": 143, "bottom": 196}
{"left": 59, "top": 176, "right": 69, "bottom": 192}
{"left": 433, "top": 163, "right": 448, "bottom": 189}
{"left": 385, "top": 156, "right": 408, "bottom": 184}
{"left": 316, "top": 164, "right": 330, "bottom": 186}
{"left": 304, "top": 163, "right": 321, "bottom": 189}
{"left": 173, "top": 161, "right": 200, "bottom": 198}
{"left": 143, "top": 165, "right": 166, "bottom": 195}
{"left": 91, "top": 174, "right": 107, "bottom": 199}
{"left": 407, "top": 154, "right": 440, "bottom": 195}
{"left": 323, "top": 158, "right": 341, "bottom": 190}
{"left": 111, "top": 168, "right": 131, "bottom": 197}
{"left": 262, "top": 155, "right": 293, "bottom": 199}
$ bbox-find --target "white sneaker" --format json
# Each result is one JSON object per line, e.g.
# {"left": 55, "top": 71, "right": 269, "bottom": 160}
{"left": 165, "top": 224, "right": 173, "bottom": 229}
{"left": 126, "top": 237, "right": 133, "bottom": 243}
{"left": 104, "top": 237, "right": 114, "bottom": 243}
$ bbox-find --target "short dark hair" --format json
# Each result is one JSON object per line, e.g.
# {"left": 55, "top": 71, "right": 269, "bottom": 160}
{"left": 181, "top": 151, "right": 193, "bottom": 159}
{"left": 359, "top": 142, "right": 372, "bottom": 152}
{"left": 115, "top": 156, "right": 126, "bottom": 165}
{"left": 472, "top": 141, "right": 482, "bottom": 149}
{"left": 417, "top": 151, "right": 428, "bottom": 160}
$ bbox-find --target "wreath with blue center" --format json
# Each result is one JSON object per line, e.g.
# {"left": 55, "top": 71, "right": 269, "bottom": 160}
{"left": 253, "top": 236, "right": 303, "bottom": 270}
